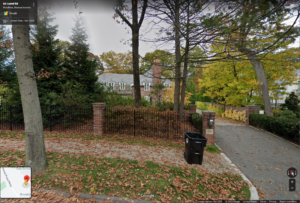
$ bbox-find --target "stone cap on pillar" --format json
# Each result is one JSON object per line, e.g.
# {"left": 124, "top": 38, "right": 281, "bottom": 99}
{"left": 245, "top": 105, "right": 258, "bottom": 107}
{"left": 202, "top": 110, "right": 216, "bottom": 113}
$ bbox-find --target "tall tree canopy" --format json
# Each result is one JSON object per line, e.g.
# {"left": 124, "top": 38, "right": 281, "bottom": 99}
{"left": 141, "top": 49, "right": 175, "bottom": 78}
{"left": 100, "top": 51, "right": 133, "bottom": 74}
{"left": 30, "top": 3, "right": 64, "bottom": 106}
{"left": 208, "top": 0, "right": 300, "bottom": 115}
{"left": 63, "top": 15, "right": 99, "bottom": 95}
{"left": 199, "top": 38, "right": 300, "bottom": 107}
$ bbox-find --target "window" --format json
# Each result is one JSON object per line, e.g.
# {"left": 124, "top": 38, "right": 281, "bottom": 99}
{"left": 144, "top": 96, "right": 150, "bottom": 102}
{"left": 120, "top": 83, "right": 126, "bottom": 90}
{"left": 144, "top": 83, "right": 150, "bottom": 91}
{"left": 164, "top": 84, "right": 171, "bottom": 88}
{"left": 108, "top": 82, "right": 114, "bottom": 87}
{"left": 298, "top": 81, "right": 300, "bottom": 89}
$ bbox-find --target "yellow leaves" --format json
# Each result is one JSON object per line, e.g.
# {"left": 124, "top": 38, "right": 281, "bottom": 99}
{"left": 163, "top": 83, "right": 192, "bottom": 105}
{"left": 223, "top": 109, "right": 247, "bottom": 123}
{"left": 90, "top": 186, "right": 95, "bottom": 193}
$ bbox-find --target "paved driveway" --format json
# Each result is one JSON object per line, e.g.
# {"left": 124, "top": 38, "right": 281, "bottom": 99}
{"left": 214, "top": 116, "right": 300, "bottom": 200}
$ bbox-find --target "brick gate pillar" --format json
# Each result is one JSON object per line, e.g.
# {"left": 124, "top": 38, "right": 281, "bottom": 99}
{"left": 189, "top": 104, "right": 196, "bottom": 113}
{"left": 93, "top": 103, "right": 106, "bottom": 136}
{"left": 245, "top": 105, "right": 260, "bottom": 126}
{"left": 202, "top": 110, "right": 216, "bottom": 145}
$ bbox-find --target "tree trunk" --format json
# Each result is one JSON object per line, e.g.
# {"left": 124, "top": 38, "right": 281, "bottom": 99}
{"left": 179, "top": 50, "right": 189, "bottom": 122}
{"left": 173, "top": 0, "right": 181, "bottom": 113}
{"left": 132, "top": 0, "right": 142, "bottom": 108}
{"left": 12, "top": 25, "right": 47, "bottom": 177}
{"left": 239, "top": 47, "right": 273, "bottom": 116}
{"left": 179, "top": 0, "right": 190, "bottom": 122}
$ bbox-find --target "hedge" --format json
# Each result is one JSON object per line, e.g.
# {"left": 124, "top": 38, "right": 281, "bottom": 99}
{"left": 249, "top": 113, "right": 300, "bottom": 140}
{"left": 191, "top": 112, "right": 203, "bottom": 134}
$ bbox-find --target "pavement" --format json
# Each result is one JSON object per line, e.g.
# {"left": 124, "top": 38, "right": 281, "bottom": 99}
{"left": 213, "top": 114, "right": 300, "bottom": 200}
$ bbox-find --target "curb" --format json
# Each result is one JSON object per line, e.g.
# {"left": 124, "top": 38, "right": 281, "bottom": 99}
{"left": 248, "top": 125, "right": 299, "bottom": 147}
{"left": 214, "top": 143, "right": 260, "bottom": 200}
{"left": 33, "top": 188, "right": 153, "bottom": 203}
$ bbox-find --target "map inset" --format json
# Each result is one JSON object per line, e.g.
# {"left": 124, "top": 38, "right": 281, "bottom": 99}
{"left": 0, "top": 167, "right": 31, "bottom": 198}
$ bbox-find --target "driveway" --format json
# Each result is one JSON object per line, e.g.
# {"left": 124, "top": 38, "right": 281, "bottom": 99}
{"left": 213, "top": 113, "right": 300, "bottom": 200}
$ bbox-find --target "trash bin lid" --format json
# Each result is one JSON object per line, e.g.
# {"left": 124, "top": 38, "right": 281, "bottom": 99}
{"left": 184, "top": 132, "right": 207, "bottom": 140}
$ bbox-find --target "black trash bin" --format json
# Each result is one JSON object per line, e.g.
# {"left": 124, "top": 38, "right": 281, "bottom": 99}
{"left": 184, "top": 132, "right": 207, "bottom": 165}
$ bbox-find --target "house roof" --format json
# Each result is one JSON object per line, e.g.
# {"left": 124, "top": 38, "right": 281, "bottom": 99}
{"left": 97, "top": 69, "right": 173, "bottom": 86}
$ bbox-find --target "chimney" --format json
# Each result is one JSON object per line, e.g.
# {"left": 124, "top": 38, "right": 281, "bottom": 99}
{"left": 152, "top": 59, "right": 162, "bottom": 86}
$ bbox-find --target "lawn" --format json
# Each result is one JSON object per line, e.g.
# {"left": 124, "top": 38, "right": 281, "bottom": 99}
{"left": 0, "top": 131, "right": 250, "bottom": 201}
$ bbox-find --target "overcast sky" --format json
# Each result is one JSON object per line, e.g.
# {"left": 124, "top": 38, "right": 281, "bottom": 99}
{"left": 4, "top": 0, "right": 300, "bottom": 58}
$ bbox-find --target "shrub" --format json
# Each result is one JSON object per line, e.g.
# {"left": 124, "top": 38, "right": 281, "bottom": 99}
{"left": 207, "top": 104, "right": 223, "bottom": 116}
{"left": 280, "top": 109, "right": 297, "bottom": 119}
{"left": 272, "top": 108, "right": 281, "bottom": 117}
{"left": 191, "top": 113, "right": 203, "bottom": 134}
{"left": 196, "top": 102, "right": 208, "bottom": 110}
{"left": 249, "top": 113, "right": 299, "bottom": 140}
{"left": 222, "top": 108, "right": 246, "bottom": 123}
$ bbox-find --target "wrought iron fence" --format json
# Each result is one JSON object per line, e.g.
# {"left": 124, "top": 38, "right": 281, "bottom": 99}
{"left": 104, "top": 108, "right": 202, "bottom": 141}
{"left": 0, "top": 104, "right": 93, "bottom": 133}
{"left": 0, "top": 104, "right": 203, "bottom": 141}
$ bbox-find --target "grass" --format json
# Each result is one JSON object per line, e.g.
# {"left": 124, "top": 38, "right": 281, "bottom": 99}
{"left": 0, "top": 131, "right": 221, "bottom": 153}
{"left": 0, "top": 150, "right": 251, "bottom": 201}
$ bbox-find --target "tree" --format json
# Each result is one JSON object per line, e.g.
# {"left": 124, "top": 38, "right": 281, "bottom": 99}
{"left": 114, "top": 0, "right": 148, "bottom": 108}
{"left": 30, "top": 3, "right": 64, "bottom": 106}
{"left": 100, "top": 51, "right": 133, "bottom": 74}
{"left": 208, "top": 0, "right": 300, "bottom": 116}
{"left": 144, "top": 0, "right": 236, "bottom": 121}
{"left": 199, "top": 40, "right": 299, "bottom": 107}
{"left": 63, "top": 15, "right": 99, "bottom": 96}
{"left": 163, "top": 83, "right": 193, "bottom": 106}
{"left": 12, "top": 24, "right": 47, "bottom": 177}
{"left": 56, "top": 40, "right": 71, "bottom": 65}
{"left": 87, "top": 52, "right": 104, "bottom": 76}
{"left": 141, "top": 49, "right": 175, "bottom": 78}
{"left": 0, "top": 25, "right": 16, "bottom": 102}
{"left": 149, "top": 83, "right": 166, "bottom": 104}
{"left": 282, "top": 92, "right": 300, "bottom": 112}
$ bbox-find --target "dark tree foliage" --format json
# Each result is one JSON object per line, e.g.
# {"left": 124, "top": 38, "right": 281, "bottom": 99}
{"left": 282, "top": 92, "right": 300, "bottom": 112}
{"left": 30, "top": 3, "right": 64, "bottom": 106}
{"left": 62, "top": 15, "right": 98, "bottom": 98}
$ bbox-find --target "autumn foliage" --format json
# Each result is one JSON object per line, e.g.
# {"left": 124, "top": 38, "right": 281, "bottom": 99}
{"left": 163, "top": 83, "right": 193, "bottom": 106}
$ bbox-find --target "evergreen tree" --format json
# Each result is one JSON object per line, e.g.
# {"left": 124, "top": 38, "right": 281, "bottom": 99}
{"left": 30, "top": 3, "right": 64, "bottom": 106}
{"left": 283, "top": 92, "right": 300, "bottom": 112}
{"left": 63, "top": 15, "right": 98, "bottom": 96}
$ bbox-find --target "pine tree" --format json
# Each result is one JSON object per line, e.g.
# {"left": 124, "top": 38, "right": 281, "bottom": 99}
{"left": 63, "top": 15, "right": 98, "bottom": 96}
{"left": 30, "top": 3, "right": 64, "bottom": 106}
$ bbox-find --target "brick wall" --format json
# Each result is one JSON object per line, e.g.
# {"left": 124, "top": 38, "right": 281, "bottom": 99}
{"left": 189, "top": 104, "right": 196, "bottom": 113}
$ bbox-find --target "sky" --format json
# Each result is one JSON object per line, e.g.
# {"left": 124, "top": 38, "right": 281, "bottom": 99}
{"left": 52, "top": 0, "right": 300, "bottom": 57}
{"left": 3, "top": 0, "right": 300, "bottom": 59}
